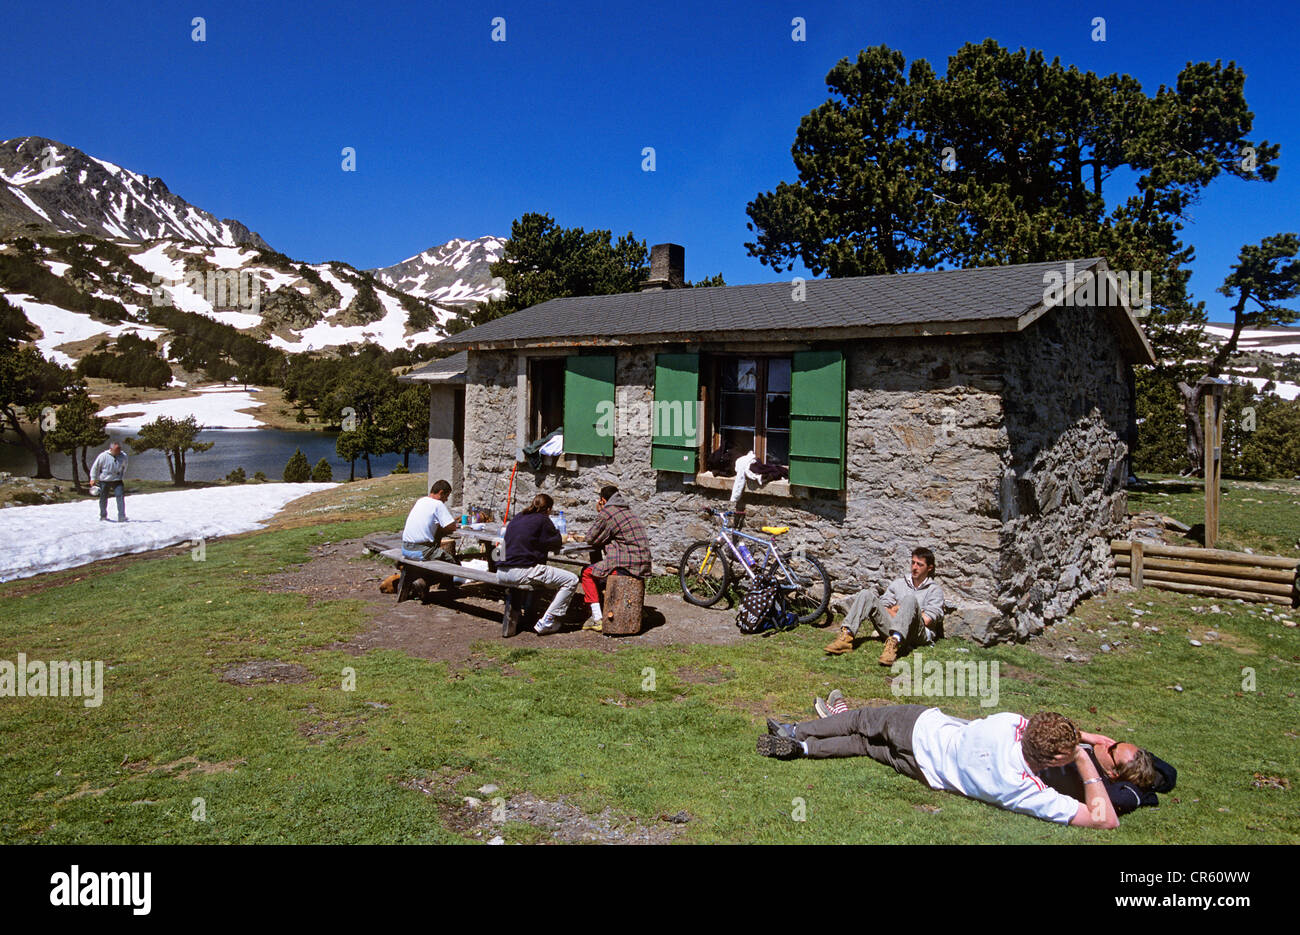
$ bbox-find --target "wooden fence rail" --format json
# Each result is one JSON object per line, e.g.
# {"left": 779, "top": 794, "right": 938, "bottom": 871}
{"left": 1112, "top": 540, "right": 1300, "bottom": 607}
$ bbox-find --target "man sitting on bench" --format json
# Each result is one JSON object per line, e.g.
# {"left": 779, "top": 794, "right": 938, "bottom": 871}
{"left": 401, "top": 479, "right": 459, "bottom": 600}
{"left": 497, "top": 494, "right": 580, "bottom": 635}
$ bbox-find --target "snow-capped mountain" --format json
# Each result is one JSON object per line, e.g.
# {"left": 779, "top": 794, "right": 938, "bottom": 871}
{"left": 370, "top": 235, "right": 506, "bottom": 306}
{"left": 0, "top": 136, "right": 269, "bottom": 249}
{"left": 1, "top": 234, "right": 462, "bottom": 363}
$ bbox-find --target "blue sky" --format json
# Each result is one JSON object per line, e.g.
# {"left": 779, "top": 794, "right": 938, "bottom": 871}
{"left": 3, "top": 0, "right": 1296, "bottom": 322}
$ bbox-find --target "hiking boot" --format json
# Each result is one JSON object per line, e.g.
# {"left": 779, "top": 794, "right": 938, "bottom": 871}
{"left": 824, "top": 627, "right": 854, "bottom": 654}
{"left": 409, "top": 578, "right": 427, "bottom": 602}
{"left": 765, "top": 717, "right": 796, "bottom": 739}
{"left": 878, "top": 635, "right": 901, "bottom": 666}
{"left": 814, "top": 696, "right": 830, "bottom": 718}
{"left": 757, "top": 734, "right": 803, "bottom": 759}
{"left": 827, "top": 688, "right": 847, "bottom": 714}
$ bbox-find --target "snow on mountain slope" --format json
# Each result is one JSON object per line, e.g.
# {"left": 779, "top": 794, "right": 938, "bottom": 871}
{"left": 370, "top": 235, "right": 506, "bottom": 307}
{"left": 0, "top": 137, "right": 269, "bottom": 249}
{"left": 3, "top": 233, "right": 463, "bottom": 363}
{"left": 5, "top": 293, "right": 164, "bottom": 365}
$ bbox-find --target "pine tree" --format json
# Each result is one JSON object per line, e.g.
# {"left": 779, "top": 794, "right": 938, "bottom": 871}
{"left": 310, "top": 458, "right": 333, "bottom": 482}
{"left": 283, "top": 448, "right": 311, "bottom": 483}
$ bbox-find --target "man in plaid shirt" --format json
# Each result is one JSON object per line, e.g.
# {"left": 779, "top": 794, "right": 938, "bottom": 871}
{"left": 580, "top": 485, "right": 652, "bottom": 631}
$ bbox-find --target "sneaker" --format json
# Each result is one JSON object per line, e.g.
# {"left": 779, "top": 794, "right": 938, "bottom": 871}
{"left": 878, "top": 635, "right": 901, "bottom": 666}
{"left": 824, "top": 627, "right": 854, "bottom": 655}
{"left": 827, "top": 688, "right": 848, "bottom": 714}
{"left": 582, "top": 618, "right": 603, "bottom": 632}
{"left": 534, "top": 615, "right": 563, "bottom": 635}
{"left": 814, "top": 696, "right": 830, "bottom": 718}
{"left": 765, "top": 717, "right": 796, "bottom": 739}
{"left": 756, "top": 734, "right": 803, "bottom": 759}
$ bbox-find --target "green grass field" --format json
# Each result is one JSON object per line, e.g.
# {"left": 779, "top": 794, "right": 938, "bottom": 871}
{"left": 0, "top": 477, "right": 1296, "bottom": 844}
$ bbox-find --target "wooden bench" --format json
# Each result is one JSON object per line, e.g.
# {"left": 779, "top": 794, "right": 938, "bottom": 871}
{"left": 378, "top": 548, "right": 540, "bottom": 637}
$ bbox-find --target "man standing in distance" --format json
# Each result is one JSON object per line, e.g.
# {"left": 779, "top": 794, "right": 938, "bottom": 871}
{"left": 90, "top": 441, "right": 128, "bottom": 522}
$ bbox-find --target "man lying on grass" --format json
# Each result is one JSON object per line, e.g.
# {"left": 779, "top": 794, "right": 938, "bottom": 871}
{"left": 757, "top": 704, "right": 1120, "bottom": 828}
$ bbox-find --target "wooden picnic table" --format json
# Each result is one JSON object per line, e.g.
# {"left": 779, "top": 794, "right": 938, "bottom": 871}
{"left": 367, "top": 527, "right": 599, "bottom": 639}
{"left": 452, "top": 524, "right": 596, "bottom": 570}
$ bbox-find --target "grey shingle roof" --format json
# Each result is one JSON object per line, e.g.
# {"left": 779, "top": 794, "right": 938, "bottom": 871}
{"left": 398, "top": 349, "right": 467, "bottom": 384}
{"left": 440, "top": 258, "right": 1099, "bottom": 345}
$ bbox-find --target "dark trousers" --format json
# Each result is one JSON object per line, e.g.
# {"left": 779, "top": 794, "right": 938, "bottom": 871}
{"left": 792, "top": 703, "right": 929, "bottom": 783}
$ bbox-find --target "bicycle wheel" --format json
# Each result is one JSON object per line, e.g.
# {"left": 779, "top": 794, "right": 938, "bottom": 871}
{"left": 679, "top": 540, "right": 732, "bottom": 607}
{"left": 781, "top": 552, "right": 831, "bottom": 624}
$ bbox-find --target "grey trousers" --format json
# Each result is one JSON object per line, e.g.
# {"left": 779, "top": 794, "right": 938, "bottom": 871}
{"left": 792, "top": 703, "right": 929, "bottom": 783}
{"left": 841, "top": 590, "right": 931, "bottom": 647}
{"left": 496, "top": 564, "right": 580, "bottom": 620}
{"left": 98, "top": 480, "right": 125, "bottom": 520}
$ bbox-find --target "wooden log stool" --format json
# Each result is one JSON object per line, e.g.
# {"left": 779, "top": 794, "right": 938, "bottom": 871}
{"left": 602, "top": 572, "right": 645, "bottom": 635}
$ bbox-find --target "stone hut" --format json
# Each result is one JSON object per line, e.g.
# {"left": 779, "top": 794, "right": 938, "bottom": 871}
{"left": 402, "top": 248, "right": 1155, "bottom": 644}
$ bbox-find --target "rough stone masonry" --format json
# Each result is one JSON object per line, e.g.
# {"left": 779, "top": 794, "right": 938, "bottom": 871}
{"left": 460, "top": 300, "right": 1129, "bottom": 645}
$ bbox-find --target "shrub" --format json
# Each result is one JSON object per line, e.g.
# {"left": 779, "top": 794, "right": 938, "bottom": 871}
{"left": 283, "top": 448, "right": 311, "bottom": 483}
{"left": 253, "top": 471, "right": 267, "bottom": 483}
{"left": 390, "top": 463, "right": 409, "bottom": 474}
{"left": 225, "top": 467, "right": 247, "bottom": 484}
{"left": 310, "top": 458, "right": 333, "bottom": 482}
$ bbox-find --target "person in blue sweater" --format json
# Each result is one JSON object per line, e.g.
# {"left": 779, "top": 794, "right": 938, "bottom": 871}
{"left": 497, "top": 494, "right": 580, "bottom": 635}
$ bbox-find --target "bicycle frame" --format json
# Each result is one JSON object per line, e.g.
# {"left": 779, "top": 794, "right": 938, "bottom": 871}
{"left": 705, "top": 525, "right": 799, "bottom": 590}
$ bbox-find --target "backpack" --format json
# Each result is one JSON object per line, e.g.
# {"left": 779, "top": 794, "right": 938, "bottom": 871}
{"left": 735, "top": 570, "right": 796, "bottom": 634}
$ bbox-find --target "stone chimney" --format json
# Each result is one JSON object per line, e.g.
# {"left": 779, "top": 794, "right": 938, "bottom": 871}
{"left": 640, "top": 243, "right": 685, "bottom": 291}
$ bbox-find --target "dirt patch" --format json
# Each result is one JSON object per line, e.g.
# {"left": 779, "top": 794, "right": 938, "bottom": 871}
{"left": 139, "top": 756, "right": 246, "bottom": 780}
{"left": 451, "top": 791, "right": 686, "bottom": 844}
{"left": 674, "top": 664, "right": 735, "bottom": 684}
{"left": 296, "top": 704, "right": 368, "bottom": 746}
{"left": 260, "top": 536, "right": 750, "bottom": 665}
{"left": 998, "top": 664, "right": 1046, "bottom": 683}
{"left": 219, "top": 660, "right": 312, "bottom": 685}
{"left": 1251, "top": 773, "right": 1290, "bottom": 790}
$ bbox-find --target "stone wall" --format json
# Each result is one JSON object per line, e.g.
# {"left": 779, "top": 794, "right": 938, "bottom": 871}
{"left": 990, "top": 301, "right": 1131, "bottom": 644}
{"left": 459, "top": 314, "right": 1132, "bottom": 645}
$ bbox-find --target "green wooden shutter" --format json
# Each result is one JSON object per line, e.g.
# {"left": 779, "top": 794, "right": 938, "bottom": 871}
{"left": 564, "top": 355, "right": 615, "bottom": 457}
{"left": 789, "top": 350, "right": 846, "bottom": 489}
{"left": 651, "top": 353, "right": 701, "bottom": 472}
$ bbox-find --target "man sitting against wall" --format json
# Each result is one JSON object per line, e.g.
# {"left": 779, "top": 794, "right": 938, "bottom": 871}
{"left": 578, "top": 485, "right": 652, "bottom": 632}
{"left": 825, "top": 547, "right": 945, "bottom": 665}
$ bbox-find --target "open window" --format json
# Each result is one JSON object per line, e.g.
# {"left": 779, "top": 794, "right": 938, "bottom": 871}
{"left": 523, "top": 354, "right": 615, "bottom": 458}
{"left": 528, "top": 357, "right": 565, "bottom": 444}
{"left": 707, "top": 355, "right": 792, "bottom": 467}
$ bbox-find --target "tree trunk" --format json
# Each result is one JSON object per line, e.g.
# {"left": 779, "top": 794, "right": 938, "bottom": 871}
{"left": 80, "top": 446, "right": 91, "bottom": 477}
{"left": 403, "top": 448, "right": 411, "bottom": 469}
{"left": 70, "top": 452, "right": 81, "bottom": 490}
{"left": 176, "top": 448, "right": 186, "bottom": 484}
{"left": 364, "top": 451, "right": 372, "bottom": 479}
{"left": 349, "top": 458, "right": 356, "bottom": 482}
{"left": 1178, "top": 381, "right": 1205, "bottom": 476}
{"left": 33, "top": 445, "right": 52, "bottom": 480}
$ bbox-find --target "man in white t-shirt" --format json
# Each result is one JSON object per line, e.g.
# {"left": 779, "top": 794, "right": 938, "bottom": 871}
{"left": 402, "top": 478, "right": 457, "bottom": 561}
{"left": 756, "top": 705, "right": 1119, "bottom": 828}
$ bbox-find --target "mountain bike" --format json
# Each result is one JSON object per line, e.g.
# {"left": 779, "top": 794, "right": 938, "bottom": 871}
{"left": 678, "top": 507, "right": 831, "bottom": 624}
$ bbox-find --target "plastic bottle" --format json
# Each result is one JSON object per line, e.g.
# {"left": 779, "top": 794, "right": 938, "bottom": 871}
{"left": 737, "top": 543, "right": 753, "bottom": 567}
{"left": 554, "top": 510, "right": 567, "bottom": 538}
